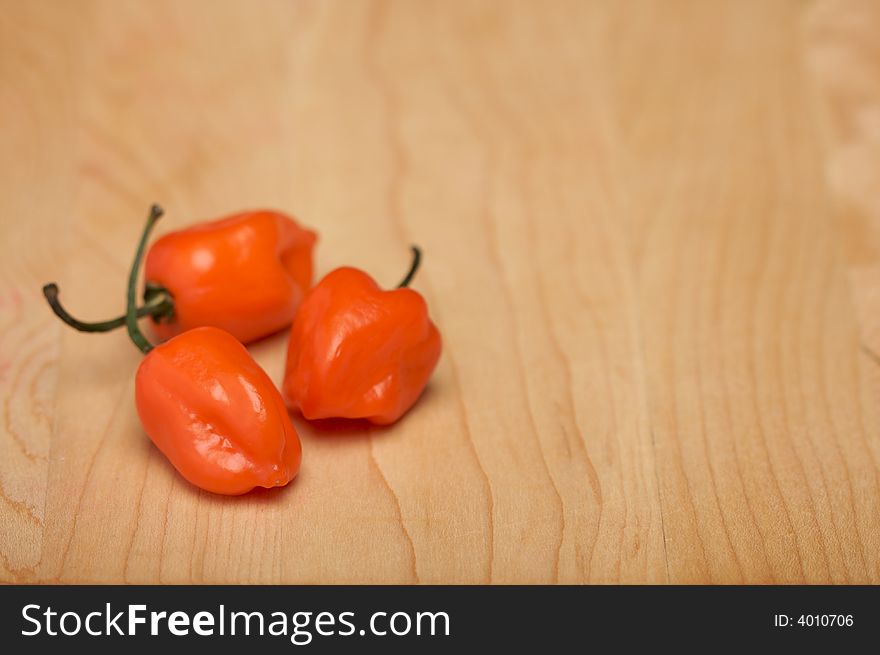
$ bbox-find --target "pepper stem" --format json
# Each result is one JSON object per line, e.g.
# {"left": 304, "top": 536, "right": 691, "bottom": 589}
{"left": 126, "top": 204, "right": 164, "bottom": 354}
{"left": 42, "top": 283, "right": 173, "bottom": 333}
{"left": 397, "top": 245, "right": 422, "bottom": 288}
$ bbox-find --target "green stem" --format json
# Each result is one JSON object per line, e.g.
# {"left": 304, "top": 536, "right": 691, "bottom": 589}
{"left": 42, "top": 283, "right": 173, "bottom": 333}
{"left": 126, "top": 204, "right": 164, "bottom": 354}
{"left": 397, "top": 246, "right": 422, "bottom": 288}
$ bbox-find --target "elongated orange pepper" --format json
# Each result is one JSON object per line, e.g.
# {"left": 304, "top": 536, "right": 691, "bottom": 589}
{"left": 135, "top": 325, "right": 301, "bottom": 494}
{"left": 43, "top": 208, "right": 316, "bottom": 345}
{"left": 282, "top": 247, "right": 441, "bottom": 425}
{"left": 76, "top": 205, "right": 301, "bottom": 495}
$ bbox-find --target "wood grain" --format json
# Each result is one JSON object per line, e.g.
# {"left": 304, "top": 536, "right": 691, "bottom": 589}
{"left": 1, "top": 0, "right": 878, "bottom": 583}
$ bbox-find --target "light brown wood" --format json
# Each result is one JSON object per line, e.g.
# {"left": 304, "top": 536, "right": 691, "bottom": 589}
{"left": 1, "top": 0, "right": 878, "bottom": 584}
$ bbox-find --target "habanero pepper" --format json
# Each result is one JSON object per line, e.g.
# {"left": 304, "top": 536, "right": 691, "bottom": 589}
{"left": 282, "top": 247, "right": 441, "bottom": 425}
{"left": 43, "top": 207, "right": 317, "bottom": 345}
{"left": 65, "top": 205, "right": 301, "bottom": 496}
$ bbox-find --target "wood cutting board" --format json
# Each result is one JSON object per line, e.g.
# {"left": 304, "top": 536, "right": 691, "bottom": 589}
{"left": 1, "top": 0, "right": 879, "bottom": 583}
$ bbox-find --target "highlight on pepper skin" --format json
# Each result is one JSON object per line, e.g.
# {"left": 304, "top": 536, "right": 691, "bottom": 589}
{"left": 282, "top": 247, "right": 442, "bottom": 426}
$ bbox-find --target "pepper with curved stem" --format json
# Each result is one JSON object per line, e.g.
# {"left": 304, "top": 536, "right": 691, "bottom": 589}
{"left": 42, "top": 204, "right": 317, "bottom": 345}
{"left": 283, "top": 244, "right": 441, "bottom": 425}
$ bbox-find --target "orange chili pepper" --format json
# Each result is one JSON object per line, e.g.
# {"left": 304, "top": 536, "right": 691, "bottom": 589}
{"left": 75, "top": 205, "right": 301, "bottom": 496}
{"left": 282, "top": 247, "right": 441, "bottom": 425}
{"left": 43, "top": 208, "right": 317, "bottom": 345}
{"left": 135, "top": 325, "right": 301, "bottom": 495}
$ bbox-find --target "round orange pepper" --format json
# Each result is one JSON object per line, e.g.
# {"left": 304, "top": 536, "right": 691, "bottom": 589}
{"left": 43, "top": 208, "right": 317, "bottom": 345}
{"left": 282, "top": 247, "right": 442, "bottom": 425}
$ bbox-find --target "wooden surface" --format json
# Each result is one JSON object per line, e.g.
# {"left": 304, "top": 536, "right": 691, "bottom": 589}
{"left": 2, "top": 0, "right": 879, "bottom": 584}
